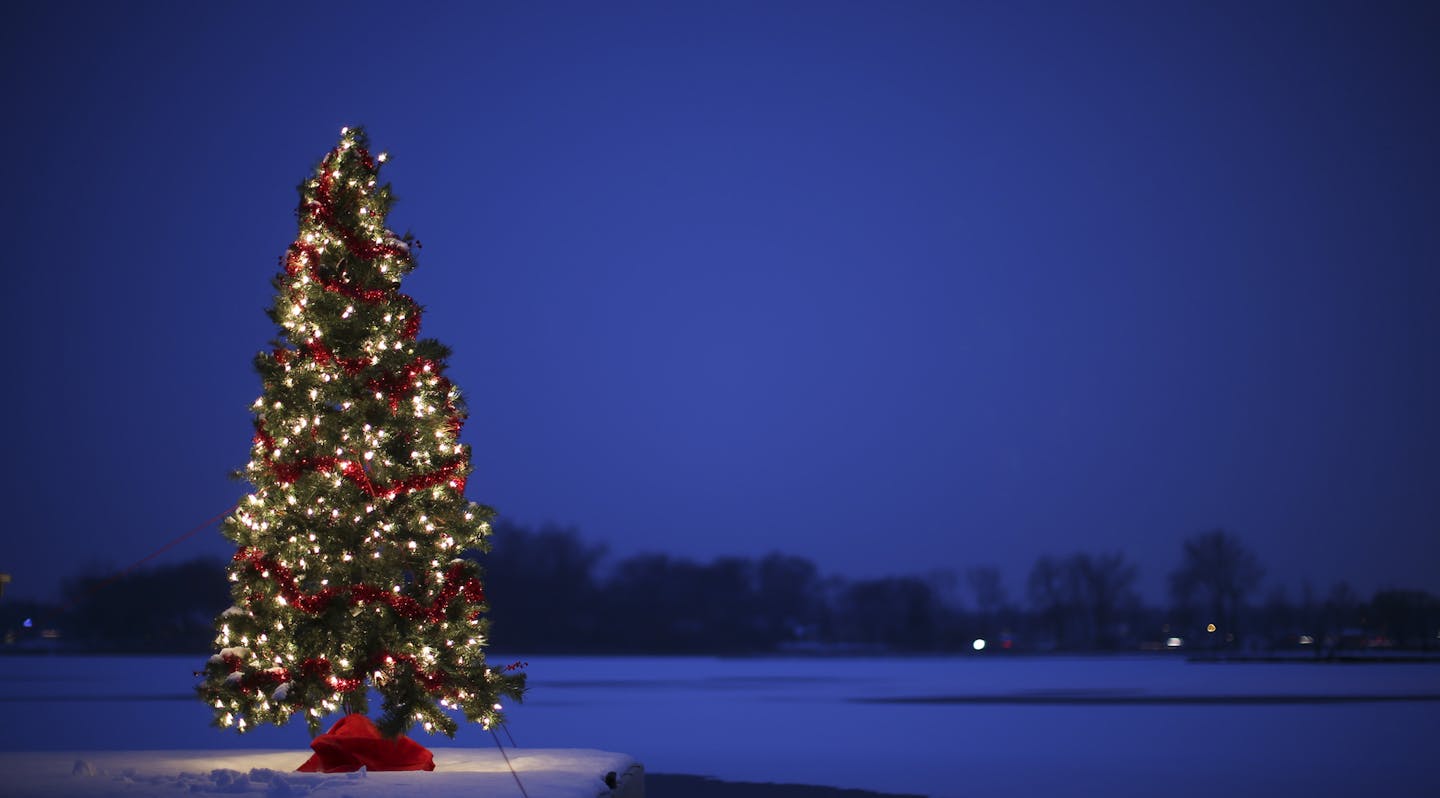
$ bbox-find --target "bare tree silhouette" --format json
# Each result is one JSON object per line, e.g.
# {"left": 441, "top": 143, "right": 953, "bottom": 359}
{"left": 1169, "top": 529, "right": 1264, "bottom": 647}
{"left": 1065, "top": 552, "right": 1140, "bottom": 649}
{"left": 1027, "top": 555, "right": 1069, "bottom": 647}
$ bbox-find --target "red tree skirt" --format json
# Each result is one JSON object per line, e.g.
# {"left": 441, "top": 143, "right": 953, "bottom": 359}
{"left": 296, "top": 714, "right": 435, "bottom": 773}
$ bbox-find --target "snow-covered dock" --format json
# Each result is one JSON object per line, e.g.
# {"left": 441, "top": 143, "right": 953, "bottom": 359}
{"left": 0, "top": 747, "right": 643, "bottom": 797}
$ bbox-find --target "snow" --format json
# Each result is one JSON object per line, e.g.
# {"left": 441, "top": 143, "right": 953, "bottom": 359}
{"left": 0, "top": 748, "right": 638, "bottom": 797}
{"left": 383, "top": 230, "right": 410, "bottom": 253}
{"left": 212, "top": 646, "right": 251, "bottom": 664}
{"left": 1, "top": 654, "right": 1437, "bottom": 797}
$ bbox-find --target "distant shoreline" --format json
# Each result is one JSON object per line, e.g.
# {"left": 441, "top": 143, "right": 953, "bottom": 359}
{"left": 1187, "top": 651, "right": 1440, "bottom": 664}
{"left": 3, "top": 647, "right": 1439, "bottom": 663}
{"left": 854, "top": 692, "right": 1440, "bottom": 705}
{"left": 647, "top": 774, "right": 925, "bottom": 798}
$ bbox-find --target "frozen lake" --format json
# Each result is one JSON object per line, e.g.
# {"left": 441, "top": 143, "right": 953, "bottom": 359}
{"left": 1, "top": 654, "right": 1437, "bottom": 797}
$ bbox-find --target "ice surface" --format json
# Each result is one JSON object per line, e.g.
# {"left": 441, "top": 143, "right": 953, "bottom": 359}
{"left": 1, "top": 655, "right": 1436, "bottom": 797}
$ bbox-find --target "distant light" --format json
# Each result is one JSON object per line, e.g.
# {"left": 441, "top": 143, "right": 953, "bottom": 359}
{"left": 1298, "top": 635, "right": 1314, "bottom": 645}
{"left": 1165, "top": 637, "right": 1183, "bottom": 648}
{"left": 972, "top": 638, "right": 986, "bottom": 651}
{"left": 1206, "top": 623, "right": 1217, "bottom": 633}
{"left": 22, "top": 618, "right": 32, "bottom": 628}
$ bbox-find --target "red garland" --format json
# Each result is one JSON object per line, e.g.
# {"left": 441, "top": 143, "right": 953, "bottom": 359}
{"left": 262, "top": 140, "right": 468, "bottom": 496}
{"left": 300, "top": 657, "right": 335, "bottom": 681}
{"left": 364, "top": 357, "right": 453, "bottom": 414}
{"left": 285, "top": 241, "right": 423, "bottom": 341}
{"left": 252, "top": 424, "right": 468, "bottom": 499}
{"left": 383, "top": 653, "right": 447, "bottom": 691}
{"left": 234, "top": 549, "right": 486, "bottom": 623}
{"left": 218, "top": 653, "right": 292, "bottom": 692}
{"left": 219, "top": 651, "right": 453, "bottom": 699}
{"left": 285, "top": 141, "right": 424, "bottom": 342}
{"left": 276, "top": 339, "right": 458, "bottom": 425}
{"left": 327, "top": 141, "right": 376, "bottom": 172}
{"left": 308, "top": 162, "right": 411, "bottom": 262}
{"left": 302, "top": 338, "right": 370, "bottom": 377}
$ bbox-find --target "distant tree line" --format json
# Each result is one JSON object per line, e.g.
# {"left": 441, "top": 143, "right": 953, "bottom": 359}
{"left": 3, "top": 525, "right": 1437, "bottom": 655}
{"left": 480, "top": 524, "right": 1439, "bottom": 655}
{"left": 1, "top": 559, "right": 232, "bottom": 653}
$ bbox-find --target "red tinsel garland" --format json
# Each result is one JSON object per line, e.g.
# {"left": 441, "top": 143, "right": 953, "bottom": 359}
{"left": 301, "top": 338, "right": 371, "bottom": 376}
{"left": 284, "top": 240, "right": 423, "bottom": 340}
{"left": 251, "top": 424, "right": 468, "bottom": 499}
{"left": 365, "top": 356, "right": 454, "bottom": 414}
{"left": 260, "top": 141, "right": 465, "bottom": 493}
{"left": 214, "top": 645, "right": 524, "bottom": 708}
{"left": 219, "top": 647, "right": 460, "bottom": 698}
{"left": 329, "top": 141, "right": 377, "bottom": 172}
{"left": 274, "top": 340, "right": 458, "bottom": 427}
{"left": 234, "top": 548, "right": 485, "bottom": 623}
{"left": 309, "top": 162, "right": 406, "bottom": 263}
{"left": 282, "top": 141, "right": 423, "bottom": 342}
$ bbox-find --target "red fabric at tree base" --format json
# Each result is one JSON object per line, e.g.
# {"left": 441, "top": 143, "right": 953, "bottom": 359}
{"left": 296, "top": 714, "right": 436, "bottom": 772}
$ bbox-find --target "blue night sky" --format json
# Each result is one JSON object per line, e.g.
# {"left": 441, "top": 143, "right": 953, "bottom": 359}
{"left": 2, "top": 1, "right": 1436, "bottom": 604}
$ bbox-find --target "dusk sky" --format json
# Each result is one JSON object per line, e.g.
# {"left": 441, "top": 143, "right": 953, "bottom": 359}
{"left": 2, "top": 1, "right": 1436, "bottom": 605}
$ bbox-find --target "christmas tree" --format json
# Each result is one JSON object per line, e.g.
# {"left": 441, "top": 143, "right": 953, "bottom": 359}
{"left": 199, "top": 126, "right": 524, "bottom": 740}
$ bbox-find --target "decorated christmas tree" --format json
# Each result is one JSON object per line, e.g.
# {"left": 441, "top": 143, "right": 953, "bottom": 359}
{"left": 199, "top": 126, "right": 524, "bottom": 742}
